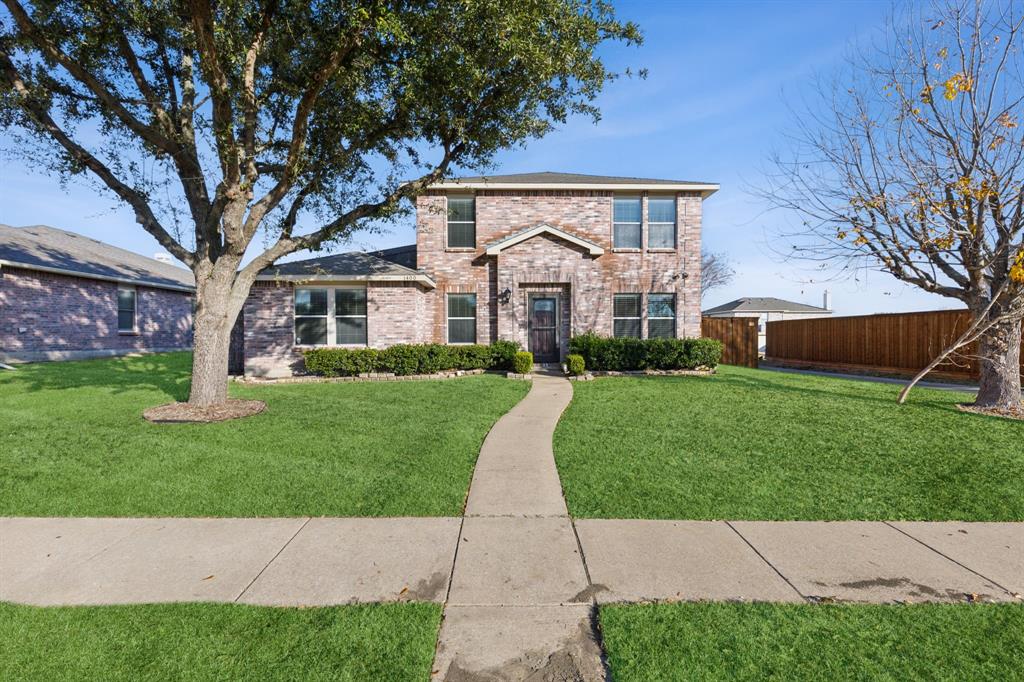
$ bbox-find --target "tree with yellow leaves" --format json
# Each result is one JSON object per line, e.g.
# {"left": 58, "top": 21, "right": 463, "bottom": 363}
{"left": 761, "top": 0, "right": 1024, "bottom": 411}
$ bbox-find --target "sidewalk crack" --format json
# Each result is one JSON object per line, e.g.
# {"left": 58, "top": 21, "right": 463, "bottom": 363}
{"left": 233, "top": 517, "right": 311, "bottom": 602}
{"left": 725, "top": 521, "right": 808, "bottom": 602}
{"left": 883, "top": 521, "right": 1013, "bottom": 596}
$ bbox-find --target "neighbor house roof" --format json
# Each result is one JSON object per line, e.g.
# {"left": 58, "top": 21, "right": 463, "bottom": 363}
{"left": 424, "top": 171, "right": 719, "bottom": 197}
{"left": 0, "top": 224, "right": 194, "bottom": 291}
{"left": 703, "top": 297, "right": 831, "bottom": 315}
{"left": 484, "top": 223, "right": 604, "bottom": 256}
{"left": 257, "top": 251, "right": 435, "bottom": 288}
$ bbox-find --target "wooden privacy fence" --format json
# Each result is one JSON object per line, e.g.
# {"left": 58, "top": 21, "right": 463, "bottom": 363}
{"left": 701, "top": 317, "right": 759, "bottom": 368}
{"left": 766, "top": 309, "right": 1024, "bottom": 379}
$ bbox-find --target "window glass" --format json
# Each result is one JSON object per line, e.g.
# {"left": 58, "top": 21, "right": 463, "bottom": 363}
{"left": 613, "top": 293, "right": 641, "bottom": 338}
{"left": 648, "top": 293, "right": 676, "bottom": 338}
{"left": 447, "top": 293, "right": 477, "bottom": 344}
{"left": 613, "top": 197, "right": 642, "bottom": 249}
{"left": 648, "top": 197, "right": 676, "bottom": 249}
{"left": 335, "top": 288, "right": 367, "bottom": 344}
{"left": 117, "top": 288, "right": 136, "bottom": 332}
{"left": 447, "top": 196, "right": 476, "bottom": 248}
{"left": 295, "top": 288, "right": 327, "bottom": 316}
{"left": 295, "top": 288, "right": 328, "bottom": 345}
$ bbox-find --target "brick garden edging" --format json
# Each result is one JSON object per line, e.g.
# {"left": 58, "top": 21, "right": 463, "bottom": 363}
{"left": 232, "top": 368, "right": 490, "bottom": 384}
{"left": 585, "top": 368, "right": 716, "bottom": 378}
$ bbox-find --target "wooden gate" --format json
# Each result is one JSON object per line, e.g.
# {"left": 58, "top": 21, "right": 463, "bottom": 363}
{"left": 701, "top": 317, "right": 759, "bottom": 368}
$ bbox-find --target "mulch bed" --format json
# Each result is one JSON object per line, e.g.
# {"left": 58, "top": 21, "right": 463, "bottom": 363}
{"left": 957, "top": 402, "right": 1024, "bottom": 421}
{"left": 143, "top": 399, "right": 267, "bottom": 424}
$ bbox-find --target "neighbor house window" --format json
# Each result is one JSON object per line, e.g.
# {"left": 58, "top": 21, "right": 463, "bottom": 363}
{"left": 613, "top": 196, "right": 642, "bottom": 249}
{"left": 613, "top": 294, "right": 641, "bottom": 338}
{"left": 294, "top": 288, "right": 328, "bottom": 345}
{"left": 447, "top": 195, "right": 476, "bottom": 248}
{"left": 335, "top": 287, "right": 367, "bottom": 345}
{"left": 648, "top": 294, "right": 676, "bottom": 338}
{"left": 117, "top": 286, "right": 137, "bottom": 332}
{"left": 447, "top": 293, "right": 477, "bottom": 344}
{"left": 647, "top": 197, "right": 677, "bottom": 249}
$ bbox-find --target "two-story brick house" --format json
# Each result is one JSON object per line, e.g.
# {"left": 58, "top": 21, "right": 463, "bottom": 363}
{"left": 241, "top": 172, "right": 718, "bottom": 376}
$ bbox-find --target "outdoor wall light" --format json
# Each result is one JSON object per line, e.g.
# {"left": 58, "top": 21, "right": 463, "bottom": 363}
{"left": 499, "top": 287, "right": 512, "bottom": 304}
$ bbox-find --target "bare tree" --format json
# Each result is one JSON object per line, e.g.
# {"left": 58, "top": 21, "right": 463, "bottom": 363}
{"left": 760, "top": 0, "right": 1024, "bottom": 410}
{"left": 701, "top": 250, "right": 735, "bottom": 298}
{"left": 0, "top": 0, "right": 638, "bottom": 409}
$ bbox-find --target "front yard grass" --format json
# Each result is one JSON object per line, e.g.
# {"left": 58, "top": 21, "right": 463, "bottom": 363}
{"left": 0, "top": 352, "right": 528, "bottom": 517}
{"left": 599, "top": 602, "right": 1024, "bottom": 681}
{"left": 0, "top": 601, "right": 439, "bottom": 681}
{"left": 554, "top": 366, "right": 1024, "bottom": 520}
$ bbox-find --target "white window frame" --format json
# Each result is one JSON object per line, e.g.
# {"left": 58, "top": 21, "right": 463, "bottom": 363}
{"left": 647, "top": 293, "right": 677, "bottom": 339}
{"left": 612, "top": 195, "right": 642, "bottom": 249}
{"left": 647, "top": 196, "right": 677, "bottom": 250}
{"left": 446, "top": 195, "right": 476, "bottom": 249}
{"left": 117, "top": 285, "right": 137, "bottom": 333}
{"left": 293, "top": 286, "right": 368, "bottom": 347}
{"left": 612, "top": 293, "right": 642, "bottom": 338}
{"left": 447, "top": 293, "right": 477, "bottom": 345}
{"left": 333, "top": 286, "right": 368, "bottom": 346}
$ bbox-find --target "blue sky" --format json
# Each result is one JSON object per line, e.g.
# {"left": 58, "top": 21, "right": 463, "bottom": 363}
{"left": 0, "top": 0, "right": 958, "bottom": 316}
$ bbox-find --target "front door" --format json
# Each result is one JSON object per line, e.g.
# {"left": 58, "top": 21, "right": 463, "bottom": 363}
{"left": 529, "top": 296, "right": 559, "bottom": 363}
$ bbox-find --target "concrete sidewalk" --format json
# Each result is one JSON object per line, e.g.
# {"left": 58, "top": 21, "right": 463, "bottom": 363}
{"left": 4, "top": 517, "right": 1020, "bottom": 608}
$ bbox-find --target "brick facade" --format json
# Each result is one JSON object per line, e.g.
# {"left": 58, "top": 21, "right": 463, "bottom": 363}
{"left": 241, "top": 186, "right": 706, "bottom": 376}
{"left": 416, "top": 189, "right": 703, "bottom": 344}
{"left": 0, "top": 266, "right": 193, "bottom": 361}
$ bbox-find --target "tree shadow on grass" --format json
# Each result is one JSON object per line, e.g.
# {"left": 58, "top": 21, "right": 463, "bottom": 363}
{"left": 0, "top": 352, "right": 192, "bottom": 402}
{"left": 653, "top": 368, "right": 968, "bottom": 414}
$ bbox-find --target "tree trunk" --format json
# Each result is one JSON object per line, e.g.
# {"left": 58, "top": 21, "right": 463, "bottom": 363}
{"left": 974, "top": 318, "right": 1023, "bottom": 410}
{"left": 187, "top": 266, "right": 246, "bottom": 407}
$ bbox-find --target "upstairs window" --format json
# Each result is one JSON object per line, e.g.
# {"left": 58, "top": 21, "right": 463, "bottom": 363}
{"left": 613, "top": 294, "right": 641, "bottom": 338}
{"left": 447, "top": 196, "right": 476, "bottom": 248}
{"left": 447, "top": 293, "right": 477, "bottom": 344}
{"left": 648, "top": 197, "right": 677, "bottom": 249}
{"left": 648, "top": 294, "right": 676, "bottom": 338}
{"left": 613, "top": 197, "right": 642, "bottom": 249}
{"left": 335, "top": 288, "right": 368, "bottom": 345}
{"left": 294, "top": 288, "right": 328, "bottom": 345}
{"left": 117, "top": 286, "right": 136, "bottom": 332}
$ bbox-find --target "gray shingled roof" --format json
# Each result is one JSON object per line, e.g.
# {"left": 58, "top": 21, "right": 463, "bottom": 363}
{"left": 703, "top": 297, "right": 831, "bottom": 315}
{"left": 370, "top": 244, "right": 417, "bottom": 269}
{"left": 0, "top": 224, "right": 194, "bottom": 291}
{"left": 259, "top": 250, "right": 433, "bottom": 286}
{"left": 440, "top": 171, "right": 713, "bottom": 185}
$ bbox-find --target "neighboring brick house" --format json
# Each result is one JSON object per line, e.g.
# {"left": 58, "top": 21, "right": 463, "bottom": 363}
{"left": 0, "top": 224, "right": 194, "bottom": 362}
{"left": 240, "top": 172, "right": 718, "bottom": 377}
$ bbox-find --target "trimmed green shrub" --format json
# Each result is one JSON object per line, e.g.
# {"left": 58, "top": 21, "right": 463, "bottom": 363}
{"left": 687, "top": 337, "right": 724, "bottom": 368}
{"left": 513, "top": 351, "right": 534, "bottom": 375}
{"left": 567, "top": 354, "right": 586, "bottom": 376}
{"left": 568, "top": 333, "right": 722, "bottom": 371}
{"left": 303, "top": 341, "right": 521, "bottom": 377}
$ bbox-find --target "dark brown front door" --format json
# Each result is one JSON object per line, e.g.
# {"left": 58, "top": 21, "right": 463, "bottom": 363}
{"left": 529, "top": 296, "right": 558, "bottom": 363}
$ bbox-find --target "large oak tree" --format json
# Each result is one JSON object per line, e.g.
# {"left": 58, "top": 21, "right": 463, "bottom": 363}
{"left": 762, "top": 0, "right": 1024, "bottom": 409}
{"left": 0, "top": 0, "right": 639, "bottom": 406}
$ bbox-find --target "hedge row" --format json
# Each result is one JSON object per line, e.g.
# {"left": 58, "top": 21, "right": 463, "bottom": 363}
{"left": 304, "top": 341, "right": 520, "bottom": 377}
{"left": 568, "top": 333, "right": 722, "bottom": 372}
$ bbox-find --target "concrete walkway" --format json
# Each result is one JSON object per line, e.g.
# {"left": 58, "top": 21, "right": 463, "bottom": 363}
{"left": 2, "top": 374, "right": 1024, "bottom": 679}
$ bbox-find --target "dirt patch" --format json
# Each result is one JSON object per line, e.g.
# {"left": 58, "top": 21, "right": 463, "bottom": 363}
{"left": 569, "top": 584, "right": 608, "bottom": 603}
{"left": 442, "top": 620, "right": 604, "bottom": 682}
{"left": 143, "top": 399, "right": 267, "bottom": 423}
{"left": 957, "top": 402, "right": 1024, "bottom": 421}
{"left": 403, "top": 571, "right": 449, "bottom": 601}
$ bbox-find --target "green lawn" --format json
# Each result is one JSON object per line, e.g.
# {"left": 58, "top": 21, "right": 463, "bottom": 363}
{"left": 0, "top": 601, "right": 439, "bottom": 681}
{"left": 554, "top": 366, "right": 1024, "bottom": 520}
{"left": 0, "top": 353, "right": 528, "bottom": 517}
{"left": 600, "top": 602, "right": 1024, "bottom": 682}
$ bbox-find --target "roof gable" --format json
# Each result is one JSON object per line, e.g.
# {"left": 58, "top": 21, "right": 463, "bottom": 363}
{"left": 484, "top": 224, "right": 605, "bottom": 256}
